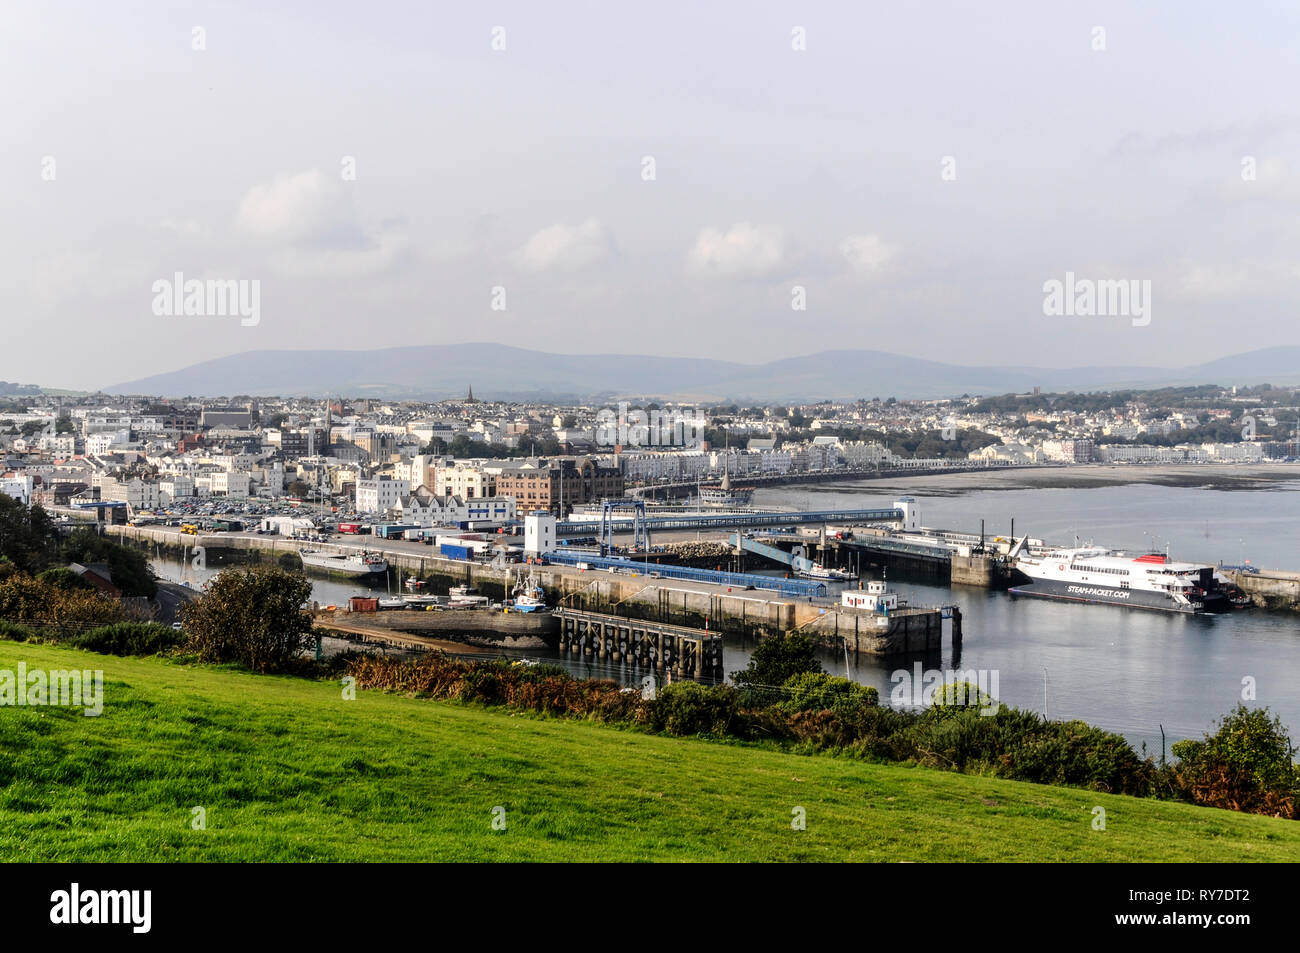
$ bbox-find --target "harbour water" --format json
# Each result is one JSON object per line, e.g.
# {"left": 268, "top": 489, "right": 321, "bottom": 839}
{"left": 150, "top": 472, "right": 1300, "bottom": 752}
{"left": 755, "top": 474, "right": 1300, "bottom": 753}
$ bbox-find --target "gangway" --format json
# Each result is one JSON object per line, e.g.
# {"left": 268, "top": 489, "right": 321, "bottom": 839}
{"left": 729, "top": 533, "right": 817, "bottom": 574}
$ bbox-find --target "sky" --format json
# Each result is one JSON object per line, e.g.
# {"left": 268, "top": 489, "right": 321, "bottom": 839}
{"left": 3, "top": 0, "right": 1300, "bottom": 391}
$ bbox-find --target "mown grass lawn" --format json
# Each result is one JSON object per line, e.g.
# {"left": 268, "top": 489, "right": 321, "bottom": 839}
{"left": 1, "top": 641, "right": 1297, "bottom": 862}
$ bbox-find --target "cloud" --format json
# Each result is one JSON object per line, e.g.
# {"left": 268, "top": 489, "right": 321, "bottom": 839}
{"left": 839, "top": 234, "right": 895, "bottom": 276}
{"left": 514, "top": 218, "right": 616, "bottom": 272}
{"left": 687, "top": 223, "right": 785, "bottom": 278}
{"left": 235, "top": 169, "right": 365, "bottom": 248}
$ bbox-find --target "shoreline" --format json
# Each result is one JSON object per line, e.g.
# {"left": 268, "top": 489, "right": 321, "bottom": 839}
{"left": 762, "top": 463, "right": 1300, "bottom": 495}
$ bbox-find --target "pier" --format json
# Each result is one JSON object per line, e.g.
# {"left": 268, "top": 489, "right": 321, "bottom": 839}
{"left": 554, "top": 607, "right": 724, "bottom": 681}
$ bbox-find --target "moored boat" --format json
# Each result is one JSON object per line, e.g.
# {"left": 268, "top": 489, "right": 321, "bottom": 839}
{"left": 1010, "top": 547, "right": 1232, "bottom": 614}
{"left": 299, "top": 550, "right": 388, "bottom": 577}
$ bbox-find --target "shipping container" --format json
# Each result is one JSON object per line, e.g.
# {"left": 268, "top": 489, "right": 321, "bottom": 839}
{"left": 439, "top": 543, "right": 472, "bottom": 561}
{"left": 348, "top": 596, "right": 379, "bottom": 613}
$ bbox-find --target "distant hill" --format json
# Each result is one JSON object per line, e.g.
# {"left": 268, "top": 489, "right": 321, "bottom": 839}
{"left": 104, "top": 344, "right": 1300, "bottom": 402}
{"left": 0, "top": 381, "right": 44, "bottom": 396}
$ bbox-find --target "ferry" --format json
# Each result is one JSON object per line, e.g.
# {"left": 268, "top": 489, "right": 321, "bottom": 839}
{"left": 1010, "top": 547, "right": 1232, "bottom": 614}
{"left": 298, "top": 550, "right": 388, "bottom": 577}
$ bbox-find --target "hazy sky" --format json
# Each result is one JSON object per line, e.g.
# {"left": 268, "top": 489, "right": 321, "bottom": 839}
{"left": 4, "top": 0, "right": 1300, "bottom": 390}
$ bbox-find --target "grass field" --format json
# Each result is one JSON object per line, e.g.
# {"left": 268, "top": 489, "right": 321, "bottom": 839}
{"left": 2, "top": 641, "right": 1298, "bottom": 862}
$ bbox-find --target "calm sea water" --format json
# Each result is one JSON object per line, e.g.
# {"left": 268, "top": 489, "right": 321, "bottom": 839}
{"left": 151, "top": 476, "right": 1300, "bottom": 751}
{"left": 751, "top": 476, "right": 1300, "bottom": 752}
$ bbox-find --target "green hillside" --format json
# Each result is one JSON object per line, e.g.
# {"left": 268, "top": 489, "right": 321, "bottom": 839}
{"left": 1, "top": 642, "right": 1297, "bottom": 862}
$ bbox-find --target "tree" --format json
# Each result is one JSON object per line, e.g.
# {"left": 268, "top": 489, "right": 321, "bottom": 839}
{"left": 0, "top": 571, "right": 126, "bottom": 626}
{"left": 54, "top": 415, "right": 76, "bottom": 434}
{"left": 789, "top": 410, "right": 808, "bottom": 429}
{"left": 0, "top": 495, "right": 60, "bottom": 574}
{"left": 1170, "top": 705, "right": 1299, "bottom": 816}
{"left": 36, "top": 566, "right": 96, "bottom": 593}
{"left": 560, "top": 414, "right": 578, "bottom": 428}
{"left": 287, "top": 480, "right": 312, "bottom": 498}
{"left": 181, "top": 566, "right": 315, "bottom": 672}
{"left": 62, "top": 528, "right": 157, "bottom": 597}
{"left": 423, "top": 436, "right": 449, "bottom": 455}
{"left": 732, "top": 632, "right": 822, "bottom": 688}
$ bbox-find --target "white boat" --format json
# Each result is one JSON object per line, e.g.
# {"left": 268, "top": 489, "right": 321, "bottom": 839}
{"left": 507, "top": 569, "right": 549, "bottom": 613}
{"left": 447, "top": 584, "right": 490, "bottom": 608}
{"left": 401, "top": 594, "right": 444, "bottom": 607}
{"left": 298, "top": 550, "right": 388, "bottom": 577}
{"left": 1011, "top": 547, "right": 1232, "bottom": 614}
{"left": 799, "top": 562, "right": 857, "bottom": 582}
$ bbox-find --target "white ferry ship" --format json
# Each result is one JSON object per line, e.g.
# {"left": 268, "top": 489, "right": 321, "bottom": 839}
{"left": 1010, "top": 547, "right": 1232, "bottom": 614}
{"left": 298, "top": 550, "right": 388, "bottom": 577}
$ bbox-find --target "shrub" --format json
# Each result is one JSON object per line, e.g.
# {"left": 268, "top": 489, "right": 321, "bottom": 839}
{"left": 0, "top": 620, "right": 36, "bottom": 642}
{"left": 779, "top": 671, "right": 878, "bottom": 719}
{"left": 1167, "top": 706, "right": 1298, "bottom": 818}
{"left": 0, "top": 572, "right": 126, "bottom": 626}
{"left": 930, "top": 680, "right": 1000, "bottom": 715}
{"left": 69, "top": 621, "right": 184, "bottom": 657}
{"left": 649, "top": 683, "right": 739, "bottom": 738}
{"left": 731, "top": 632, "right": 822, "bottom": 692}
{"left": 181, "top": 566, "right": 314, "bottom": 672}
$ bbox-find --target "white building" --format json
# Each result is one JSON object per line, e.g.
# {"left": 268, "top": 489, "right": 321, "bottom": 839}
{"left": 524, "top": 512, "right": 556, "bottom": 555}
{"left": 97, "top": 476, "right": 159, "bottom": 510}
{"left": 0, "top": 475, "right": 34, "bottom": 504}
{"left": 159, "top": 475, "right": 195, "bottom": 503}
{"left": 355, "top": 476, "right": 410, "bottom": 514}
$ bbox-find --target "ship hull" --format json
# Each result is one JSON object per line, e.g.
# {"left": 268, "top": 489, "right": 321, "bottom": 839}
{"left": 299, "top": 553, "right": 388, "bottom": 577}
{"left": 1008, "top": 577, "right": 1227, "bottom": 614}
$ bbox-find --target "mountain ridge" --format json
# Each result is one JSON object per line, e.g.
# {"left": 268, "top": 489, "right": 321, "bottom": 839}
{"left": 103, "top": 344, "right": 1300, "bottom": 402}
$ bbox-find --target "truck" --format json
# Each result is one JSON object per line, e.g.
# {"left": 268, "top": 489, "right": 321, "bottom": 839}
{"left": 180, "top": 523, "right": 199, "bottom": 535}
{"left": 373, "top": 524, "right": 418, "bottom": 540}
{"left": 439, "top": 542, "right": 472, "bottom": 561}
{"left": 337, "top": 522, "right": 363, "bottom": 534}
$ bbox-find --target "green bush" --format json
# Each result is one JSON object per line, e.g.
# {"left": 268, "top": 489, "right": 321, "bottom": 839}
{"left": 649, "top": 683, "right": 739, "bottom": 737}
{"left": 1167, "top": 706, "right": 1299, "bottom": 817}
{"left": 0, "top": 620, "right": 36, "bottom": 642}
{"left": 930, "top": 680, "right": 1000, "bottom": 715}
{"left": 779, "top": 672, "right": 878, "bottom": 718}
{"left": 69, "top": 622, "right": 184, "bottom": 657}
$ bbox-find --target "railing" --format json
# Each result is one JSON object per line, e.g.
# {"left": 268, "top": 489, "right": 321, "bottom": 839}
{"left": 542, "top": 550, "right": 828, "bottom": 597}
{"left": 557, "top": 508, "right": 902, "bottom": 536}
